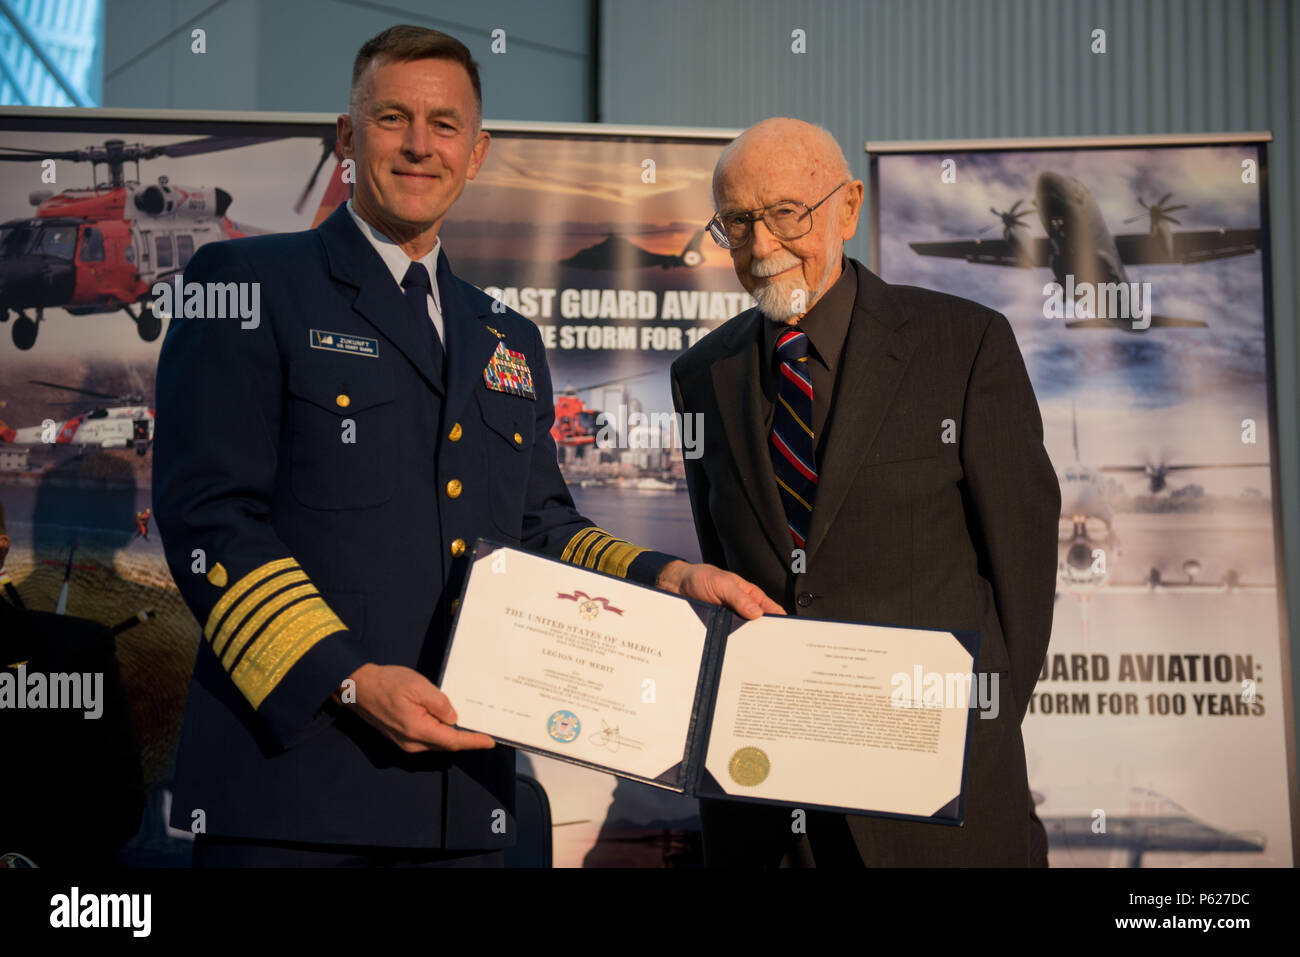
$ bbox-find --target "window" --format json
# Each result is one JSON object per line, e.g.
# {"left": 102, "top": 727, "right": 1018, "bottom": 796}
{"left": 80, "top": 226, "right": 104, "bottom": 261}
{"left": 0, "top": 1, "right": 103, "bottom": 107}
{"left": 176, "top": 234, "right": 195, "bottom": 267}
{"left": 38, "top": 226, "right": 76, "bottom": 259}
{"left": 0, "top": 226, "right": 34, "bottom": 255}
{"left": 155, "top": 235, "right": 173, "bottom": 270}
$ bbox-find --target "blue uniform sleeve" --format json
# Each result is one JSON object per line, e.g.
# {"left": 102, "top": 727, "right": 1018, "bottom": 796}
{"left": 515, "top": 321, "right": 677, "bottom": 587}
{"left": 152, "top": 241, "right": 368, "bottom": 749}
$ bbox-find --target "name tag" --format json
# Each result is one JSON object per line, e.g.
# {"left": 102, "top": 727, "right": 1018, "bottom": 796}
{"left": 309, "top": 329, "right": 379, "bottom": 357}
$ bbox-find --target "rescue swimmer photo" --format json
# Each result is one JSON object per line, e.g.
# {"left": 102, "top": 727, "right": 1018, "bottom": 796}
{"left": 1, "top": 0, "right": 1297, "bottom": 943}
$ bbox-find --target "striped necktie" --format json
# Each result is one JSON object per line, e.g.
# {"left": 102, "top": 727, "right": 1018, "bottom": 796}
{"left": 770, "top": 328, "right": 817, "bottom": 549}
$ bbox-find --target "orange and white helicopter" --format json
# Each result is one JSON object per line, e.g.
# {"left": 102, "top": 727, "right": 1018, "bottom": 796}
{"left": 0, "top": 378, "right": 154, "bottom": 456}
{"left": 0, "top": 134, "right": 339, "bottom": 350}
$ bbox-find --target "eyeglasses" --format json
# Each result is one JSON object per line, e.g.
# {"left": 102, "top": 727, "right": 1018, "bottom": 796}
{"left": 706, "top": 180, "right": 848, "bottom": 249}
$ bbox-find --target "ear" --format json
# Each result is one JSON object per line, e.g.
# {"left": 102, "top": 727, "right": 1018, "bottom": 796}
{"left": 337, "top": 113, "right": 355, "bottom": 160}
{"left": 840, "top": 179, "right": 865, "bottom": 241}
{"left": 466, "top": 129, "right": 491, "bottom": 181}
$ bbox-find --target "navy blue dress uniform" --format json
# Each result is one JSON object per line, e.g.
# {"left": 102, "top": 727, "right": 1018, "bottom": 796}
{"left": 152, "top": 204, "right": 674, "bottom": 851}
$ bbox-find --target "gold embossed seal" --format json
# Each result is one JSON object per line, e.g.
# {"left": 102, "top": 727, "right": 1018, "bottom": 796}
{"left": 728, "top": 747, "right": 770, "bottom": 786}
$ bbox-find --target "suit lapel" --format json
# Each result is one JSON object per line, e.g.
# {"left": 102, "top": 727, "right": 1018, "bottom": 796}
{"left": 802, "top": 262, "right": 913, "bottom": 562}
{"left": 316, "top": 205, "right": 443, "bottom": 394}
{"left": 436, "top": 248, "right": 503, "bottom": 433}
{"left": 710, "top": 312, "right": 790, "bottom": 564}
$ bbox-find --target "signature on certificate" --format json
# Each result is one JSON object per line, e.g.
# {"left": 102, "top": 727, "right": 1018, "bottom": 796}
{"left": 589, "top": 719, "right": 644, "bottom": 753}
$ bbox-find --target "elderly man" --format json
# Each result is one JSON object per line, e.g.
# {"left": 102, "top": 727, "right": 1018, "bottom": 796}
{"left": 671, "top": 118, "right": 1060, "bottom": 866}
{"left": 153, "top": 24, "right": 778, "bottom": 868}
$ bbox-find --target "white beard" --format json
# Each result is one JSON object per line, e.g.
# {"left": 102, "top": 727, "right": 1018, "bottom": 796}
{"left": 752, "top": 275, "right": 807, "bottom": 322}
{"left": 750, "top": 251, "right": 833, "bottom": 323}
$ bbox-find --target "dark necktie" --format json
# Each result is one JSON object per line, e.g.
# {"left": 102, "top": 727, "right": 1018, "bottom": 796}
{"left": 770, "top": 328, "right": 817, "bottom": 549}
{"left": 401, "top": 261, "right": 445, "bottom": 373}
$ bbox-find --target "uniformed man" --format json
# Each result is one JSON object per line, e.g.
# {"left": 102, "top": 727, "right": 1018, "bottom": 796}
{"left": 152, "top": 24, "right": 780, "bottom": 867}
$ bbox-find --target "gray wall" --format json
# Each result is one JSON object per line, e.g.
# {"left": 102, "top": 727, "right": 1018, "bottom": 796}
{"left": 104, "top": 0, "right": 592, "bottom": 119}
{"left": 601, "top": 0, "right": 1300, "bottom": 783}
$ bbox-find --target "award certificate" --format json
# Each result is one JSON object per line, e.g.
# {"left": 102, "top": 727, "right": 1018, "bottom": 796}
{"left": 438, "top": 542, "right": 979, "bottom": 824}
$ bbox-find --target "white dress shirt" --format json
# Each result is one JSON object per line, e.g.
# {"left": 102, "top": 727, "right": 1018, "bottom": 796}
{"left": 346, "top": 199, "right": 445, "bottom": 344}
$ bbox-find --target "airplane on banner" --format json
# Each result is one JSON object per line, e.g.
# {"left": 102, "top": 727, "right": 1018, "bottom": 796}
{"left": 1057, "top": 405, "right": 1121, "bottom": 593}
{"left": 1035, "top": 786, "right": 1268, "bottom": 867}
{"left": 1054, "top": 404, "right": 1270, "bottom": 601}
{"left": 1098, "top": 454, "right": 1270, "bottom": 495}
{"left": 0, "top": 134, "right": 330, "bottom": 350}
{"left": 909, "top": 171, "right": 1262, "bottom": 330}
{"left": 560, "top": 230, "right": 706, "bottom": 271}
{"left": 0, "top": 377, "right": 154, "bottom": 455}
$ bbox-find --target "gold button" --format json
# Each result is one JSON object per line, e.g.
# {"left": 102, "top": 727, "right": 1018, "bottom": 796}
{"left": 450, "top": 538, "right": 466, "bottom": 557}
{"left": 448, "top": 422, "right": 463, "bottom": 441}
{"left": 451, "top": 598, "right": 461, "bottom": 615}
{"left": 446, "top": 479, "right": 462, "bottom": 498}
{"left": 206, "top": 562, "right": 228, "bottom": 588}
{"left": 336, "top": 394, "right": 350, "bottom": 408}
{"left": 513, "top": 432, "right": 523, "bottom": 445}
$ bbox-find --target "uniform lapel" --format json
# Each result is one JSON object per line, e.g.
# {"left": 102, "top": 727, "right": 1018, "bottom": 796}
{"left": 802, "top": 261, "right": 913, "bottom": 562}
{"left": 710, "top": 311, "right": 790, "bottom": 565}
{"left": 436, "top": 247, "right": 505, "bottom": 432}
{"left": 316, "top": 205, "right": 443, "bottom": 394}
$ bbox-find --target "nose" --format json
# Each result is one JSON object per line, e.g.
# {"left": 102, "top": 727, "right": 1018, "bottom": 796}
{"left": 749, "top": 217, "right": 783, "bottom": 260}
{"left": 403, "top": 119, "right": 433, "bottom": 159}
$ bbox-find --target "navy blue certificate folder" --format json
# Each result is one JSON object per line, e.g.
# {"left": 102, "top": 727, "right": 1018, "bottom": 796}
{"left": 438, "top": 541, "right": 979, "bottom": 826}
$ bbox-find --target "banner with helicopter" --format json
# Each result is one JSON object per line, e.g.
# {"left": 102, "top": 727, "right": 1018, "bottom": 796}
{"left": 0, "top": 110, "right": 744, "bottom": 867}
{"left": 870, "top": 134, "right": 1294, "bottom": 866}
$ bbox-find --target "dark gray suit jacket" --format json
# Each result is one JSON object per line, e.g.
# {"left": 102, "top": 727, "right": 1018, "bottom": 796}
{"left": 671, "top": 259, "right": 1060, "bottom": 866}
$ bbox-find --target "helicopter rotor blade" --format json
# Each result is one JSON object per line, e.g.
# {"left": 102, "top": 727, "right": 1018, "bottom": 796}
{"left": 27, "top": 379, "right": 120, "bottom": 400}
{"left": 0, "top": 148, "right": 88, "bottom": 162}
{"left": 293, "top": 138, "right": 337, "bottom": 215}
{"left": 564, "top": 370, "right": 659, "bottom": 394}
{"left": 150, "top": 136, "right": 285, "bottom": 159}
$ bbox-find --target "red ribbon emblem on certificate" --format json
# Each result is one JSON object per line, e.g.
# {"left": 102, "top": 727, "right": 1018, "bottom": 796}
{"left": 556, "top": 589, "right": 624, "bottom": 620}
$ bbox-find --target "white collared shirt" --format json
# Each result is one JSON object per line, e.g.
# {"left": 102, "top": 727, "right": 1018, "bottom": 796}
{"left": 346, "top": 199, "right": 445, "bottom": 343}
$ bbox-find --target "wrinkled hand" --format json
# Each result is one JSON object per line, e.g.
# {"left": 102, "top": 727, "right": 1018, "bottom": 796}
{"left": 334, "top": 663, "right": 494, "bottom": 753}
{"left": 655, "top": 560, "right": 784, "bottom": 619}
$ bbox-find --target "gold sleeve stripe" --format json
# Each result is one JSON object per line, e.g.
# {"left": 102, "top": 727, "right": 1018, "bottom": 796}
{"left": 576, "top": 529, "right": 614, "bottom": 567}
{"left": 205, "top": 557, "right": 300, "bottom": 642}
{"left": 230, "top": 598, "right": 345, "bottom": 709}
{"left": 209, "top": 568, "right": 309, "bottom": 656}
{"left": 561, "top": 526, "right": 646, "bottom": 579}
{"left": 585, "top": 535, "right": 615, "bottom": 567}
{"left": 561, "top": 526, "right": 603, "bottom": 564}
{"left": 594, "top": 541, "right": 646, "bottom": 577}
{"left": 219, "top": 584, "right": 317, "bottom": 669}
